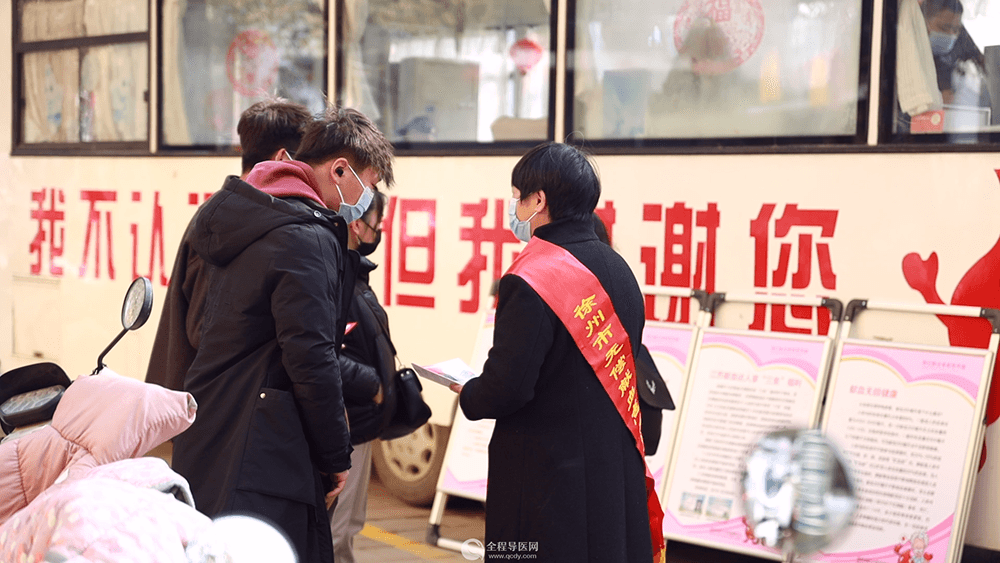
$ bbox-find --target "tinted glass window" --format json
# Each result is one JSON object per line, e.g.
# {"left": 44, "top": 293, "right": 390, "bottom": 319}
{"left": 339, "top": 0, "right": 553, "bottom": 148}
{"left": 570, "top": 0, "right": 866, "bottom": 142}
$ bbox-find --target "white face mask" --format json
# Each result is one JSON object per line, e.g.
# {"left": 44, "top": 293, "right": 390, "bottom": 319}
{"left": 508, "top": 197, "right": 538, "bottom": 243}
{"left": 928, "top": 30, "right": 958, "bottom": 55}
{"left": 336, "top": 165, "right": 374, "bottom": 223}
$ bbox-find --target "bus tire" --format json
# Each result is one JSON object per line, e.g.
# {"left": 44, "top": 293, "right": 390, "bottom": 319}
{"left": 372, "top": 422, "right": 450, "bottom": 507}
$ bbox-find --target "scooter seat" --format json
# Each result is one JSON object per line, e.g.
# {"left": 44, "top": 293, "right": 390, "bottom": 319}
{"left": 0, "top": 363, "right": 71, "bottom": 435}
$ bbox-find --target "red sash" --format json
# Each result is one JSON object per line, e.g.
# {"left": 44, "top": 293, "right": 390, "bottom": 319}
{"left": 506, "top": 237, "right": 666, "bottom": 562}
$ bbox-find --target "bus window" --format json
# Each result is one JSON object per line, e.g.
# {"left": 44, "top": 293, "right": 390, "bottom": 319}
{"left": 338, "top": 0, "right": 553, "bottom": 149}
{"left": 569, "top": 0, "right": 867, "bottom": 144}
{"left": 890, "top": 0, "right": 1000, "bottom": 143}
{"left": 160, "top": 0, "right": 328, "bottom": 149}
{"left": 15, "top": 0, "right": 148, "bottom": 150}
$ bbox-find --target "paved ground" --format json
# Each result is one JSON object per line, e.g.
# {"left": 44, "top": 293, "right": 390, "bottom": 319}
{"left": 355, "top": 472, "right": 772, "bottom": 563}
{"left": 358, "top": 476, "right": 1000, "bottom": 563}
{"left": 148, "top": 444, "right": 1000, "bottom": 562}
{"left": 354, "top": 474, "right": 485, "bottom": 562}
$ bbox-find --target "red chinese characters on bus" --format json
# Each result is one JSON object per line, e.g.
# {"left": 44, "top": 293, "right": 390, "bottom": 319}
{"left": 29, "top": 188, "right": 174, "bottom": 285}
{"left": 595, "top": 201, "right": 617, "bottom": 244}
{"left": 383, "top": 196, "right": 436, "bottom": 308}
{"left": 458, "top": 198, "right": 520, "bottom": 313}
{"left": 130, "top": 191, "right": 170, "bottom": 286}
{"left": 750, "top": 203, "right": 838, "bottom": 335}
{"left": 79, "top": 190, "right": 117, "bottom": 279}
{"left": 640, "top": 201, "right": 720, "bottom": 323}
{"left": 29, "top": 187, "right": 66, "bottom": 276}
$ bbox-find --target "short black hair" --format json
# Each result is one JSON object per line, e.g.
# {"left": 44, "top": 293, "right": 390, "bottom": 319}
{"left": 237, "top": 98, "right": 312, "bottom": 174}
{"left": 511, "top": 142, "right": 600, "bottom": 222}
{"left": 296, "top": 105, "right": 395, "bottom": 188}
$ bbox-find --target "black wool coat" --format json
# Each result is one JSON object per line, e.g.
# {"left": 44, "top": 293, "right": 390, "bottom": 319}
{"left": 459, "top": 219, "right": 654, "bottom": 563}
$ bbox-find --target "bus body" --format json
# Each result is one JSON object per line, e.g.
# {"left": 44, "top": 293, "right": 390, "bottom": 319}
{"left": 8, "top": 152, "right": 999, "bottom": 425}
{"left": 3, "top": 0, "right": 1000, "bottom": 547}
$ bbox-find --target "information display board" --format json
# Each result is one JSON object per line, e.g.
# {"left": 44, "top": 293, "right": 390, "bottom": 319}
{"left": 662, "top": 328, "right": 835, "bottom": 560}
{"left": 642, "top": 321, "right": 699, "bottom": 495}
{"left": 815, "top": 341, "right": 994, "bottom": 563}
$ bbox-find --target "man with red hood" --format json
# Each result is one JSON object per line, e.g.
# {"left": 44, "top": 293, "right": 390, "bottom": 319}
{"left": 148, "top": 97, "right": 312, "bottom": 393}
{"left": 148, "top": 105, "right": 394, "bottom": 563}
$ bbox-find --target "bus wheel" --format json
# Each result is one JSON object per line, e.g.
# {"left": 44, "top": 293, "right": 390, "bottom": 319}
{"left": 373, "top": 423, "right": 450, "bottom": 506}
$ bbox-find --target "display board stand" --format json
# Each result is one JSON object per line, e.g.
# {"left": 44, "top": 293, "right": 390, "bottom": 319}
{"left": 661, "top": 293, "right": 843, "bottom": 560}
{"left": 426, "top": 288, "right": 706, "bottom": 555}
{"left": 425, "top": 309, "right": 494, "bottom": 557}
{"left": 813, "top": 300, "right": 1000, "bottom": 563}
{"left": 642, "top": 287, "right": 708, "bottom": 496}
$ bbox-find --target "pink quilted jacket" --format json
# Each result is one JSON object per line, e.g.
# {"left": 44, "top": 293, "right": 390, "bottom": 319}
{"left": 0, "top": 371, "right": 197, "bottom": 525}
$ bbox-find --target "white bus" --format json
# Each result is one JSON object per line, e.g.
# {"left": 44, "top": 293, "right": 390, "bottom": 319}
{"left": 3, "top": 0, "right": 1000, "bottom": 549}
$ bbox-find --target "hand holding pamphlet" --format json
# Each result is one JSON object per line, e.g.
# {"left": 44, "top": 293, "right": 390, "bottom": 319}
{"left": 411, "top": 358, "right": 478, "bottom": 388}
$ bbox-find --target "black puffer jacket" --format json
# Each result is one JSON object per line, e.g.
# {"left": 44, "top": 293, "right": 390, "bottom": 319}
{"left": 338, "top": 257, "right": 398, "bottom": 445}
{"left": 155, "top": 167, "right": 356, "bottom": 563}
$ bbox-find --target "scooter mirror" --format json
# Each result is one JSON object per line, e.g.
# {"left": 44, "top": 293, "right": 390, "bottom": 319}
{"left": 94, "top": 277, "right": 154, "bottom": 375}
{"left": 740, "top": 428, "right": 857, "bottom": 562}
{"left": 122, "top": 276, "right": 153, "bottom": 331}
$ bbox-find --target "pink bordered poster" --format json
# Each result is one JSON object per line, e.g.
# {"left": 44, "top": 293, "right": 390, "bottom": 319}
{"left": 662, "top": 328, "right": 834, "bottom": 559}
{"left": 816, "top": 341, "right": 994, "bottom": 563}
{"left": 642, "top": 321, "right": 699, "bottom": 496}
{"left": 436, "top": 410, "right": 493, "bottom": 501}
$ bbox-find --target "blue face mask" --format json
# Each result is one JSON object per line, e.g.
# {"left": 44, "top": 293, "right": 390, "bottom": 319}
{"left": 336, "top": 166, "right": 374, "bottom": 223}
{"left": 929, "top": 31, "right": 958, "bottom": 55}
{"left": 508, "top": 197, "right": 538, "bottom": 243}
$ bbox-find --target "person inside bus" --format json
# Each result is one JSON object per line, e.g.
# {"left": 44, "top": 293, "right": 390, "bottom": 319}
{"left": 147, "top": 104, "right": 395, "bottom": 563}
{"left": 451, "top": 142, "right": 663, "bottom": 563}
{"left": 327, "top": 188, "right": 389, "bottom": 563}
{"left": 922, "top": 0, "right": 991, "bottom": 110}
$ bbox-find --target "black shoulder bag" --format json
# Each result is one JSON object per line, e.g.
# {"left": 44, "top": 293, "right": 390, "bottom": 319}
{"left": 352, "top": 287, "right": 431, "bottom": 440}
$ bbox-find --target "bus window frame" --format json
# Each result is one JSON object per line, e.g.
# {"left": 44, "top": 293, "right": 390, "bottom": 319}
{"left": 877, "top": 0, "right": 1000, "bottom": 149}
{"left": 561, "top": 0, "right": 876, "bottom": 155}
{"left": 11, "top": 1, "right": 151, "bottom": 156}
{"left": 155, "top": 0, "right": 331, "bottom": 156}
{"left": 333, "top": 0, "right": 560, "bottom": 157}
{"left": 9, "top": 0, "right": 1000, "bottom": 157}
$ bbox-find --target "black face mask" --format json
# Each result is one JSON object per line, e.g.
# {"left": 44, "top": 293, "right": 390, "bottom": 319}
{"left": 356, "top": 229, "right": 382, "bottom": 256}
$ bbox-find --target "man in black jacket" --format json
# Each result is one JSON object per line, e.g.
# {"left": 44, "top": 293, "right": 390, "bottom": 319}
{"left": 147, "top": 97, "right": 311, "bottom": 393}
{"left": 148, "top": 106, "right": 394, "bottom": 563}
{"left": 328, "top": 189, "right": 394, "bottom": 562}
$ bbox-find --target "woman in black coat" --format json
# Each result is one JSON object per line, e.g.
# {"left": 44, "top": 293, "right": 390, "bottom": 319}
{"left": 456, "top": 143, "right": 654, "bottom": 563}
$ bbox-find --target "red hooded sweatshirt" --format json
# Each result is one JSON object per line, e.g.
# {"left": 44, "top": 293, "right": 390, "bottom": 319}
{"left": 244, "top": 160, "right": 327, "bottom": 207}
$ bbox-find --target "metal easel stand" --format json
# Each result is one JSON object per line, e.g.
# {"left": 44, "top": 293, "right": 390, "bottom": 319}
{"left": 425, "top": 406, "right": 488, "bottom": 557}
{"left": 842, "top": 299, "right": 1000, "bottom": 348}
{"left": 704, "top": 292, "right": 845, "bottom": 337}
{"left": 640, "top": 286, "right": 709, "bottom": 326}
{"left": 426, "top": 488, "right": 483, "bottom": 555}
